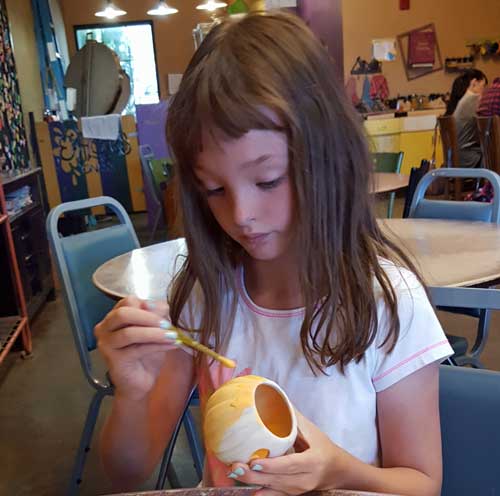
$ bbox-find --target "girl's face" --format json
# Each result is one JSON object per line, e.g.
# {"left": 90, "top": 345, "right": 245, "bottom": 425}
{"left": 195, "top": 129, "right": 296, "bottom": 262}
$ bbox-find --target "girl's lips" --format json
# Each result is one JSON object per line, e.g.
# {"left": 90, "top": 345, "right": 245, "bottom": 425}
{"left": 242, "top": 233, "right": 270, "bottom": 245}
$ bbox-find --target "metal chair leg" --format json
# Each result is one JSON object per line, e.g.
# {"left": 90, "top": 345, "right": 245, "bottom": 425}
{"left": 66, "top": 390, "right": 107, "bottom": 496}
{"left": 453, "top": 309, "right": 490, "bottom": 369}
{"left": 183, "top": 409, "right": 204, "bottom": 480}
{"left": 155, "top": 407, "right": 185, "bottom": 490}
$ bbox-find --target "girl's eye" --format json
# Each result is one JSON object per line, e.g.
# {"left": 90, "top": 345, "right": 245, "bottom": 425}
{"left": 257, "top": 177, "right": 284, "bottom": 190}
{"left": 206, "top": 186, "right": 224, "bottom": 197}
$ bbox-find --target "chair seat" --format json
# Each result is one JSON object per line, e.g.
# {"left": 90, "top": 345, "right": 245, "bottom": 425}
{"left": 447, "top": 334, "right": 468, "bottom": 356}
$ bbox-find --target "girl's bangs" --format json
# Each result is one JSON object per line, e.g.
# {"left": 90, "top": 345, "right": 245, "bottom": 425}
{"left": 185, "top": 72, "right": 285, "bottom": 161}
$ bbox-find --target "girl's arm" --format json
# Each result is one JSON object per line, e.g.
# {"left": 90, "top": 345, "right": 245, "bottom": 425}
{"left": 100, "top": 348, "right": 195, "bottom": 490}
{"left": 340, "top": 361, "right": 442, "bottom": 495}
{"left": 95, "top": 296, "right": 196, "bottom": 490}
{"left": 229, "top": 362, "right": 442, "bottom": 496}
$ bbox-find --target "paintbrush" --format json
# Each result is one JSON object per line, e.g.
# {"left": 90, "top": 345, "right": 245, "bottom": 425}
{"left": 172, "top": 327, "right": 236, "bottom": 368}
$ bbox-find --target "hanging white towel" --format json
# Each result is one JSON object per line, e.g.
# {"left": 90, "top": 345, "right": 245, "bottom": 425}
{"left": 81, "top": 114, "right": 121, "bottom": 140}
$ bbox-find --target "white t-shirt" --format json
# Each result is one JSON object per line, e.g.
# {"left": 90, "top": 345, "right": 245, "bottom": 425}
{"left": 170, "top": 241, "right": 453, "bottom": 467}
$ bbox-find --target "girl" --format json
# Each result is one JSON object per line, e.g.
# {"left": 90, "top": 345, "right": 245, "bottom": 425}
{"left": 96, "top": 11, "right": 452, "bottom": 496}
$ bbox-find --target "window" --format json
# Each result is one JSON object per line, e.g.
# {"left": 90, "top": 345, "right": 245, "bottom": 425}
{"left": 74, "top": 21, "right": 160, "bottom": 115}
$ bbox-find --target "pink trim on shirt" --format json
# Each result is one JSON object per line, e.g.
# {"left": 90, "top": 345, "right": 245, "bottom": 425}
{"left": 236, "top": 267, "right": 305, "bottom": 319}
{"left": 373, "top": 339, "right": 449, "bottom": 383}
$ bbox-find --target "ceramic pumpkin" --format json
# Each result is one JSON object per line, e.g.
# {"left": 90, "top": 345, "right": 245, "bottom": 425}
{"left": 203, "top": 375, "right": 298, "bottom": 465}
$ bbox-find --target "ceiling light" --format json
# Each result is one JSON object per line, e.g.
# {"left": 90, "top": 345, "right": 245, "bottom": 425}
{"left": 147, "top": 1, "right": 178, "bottom": 16}
{"left": 196, "top": 0, "right": 228, "bottom": 12}
{"left": 95, "top": 1, "right": 127, "bottom": 19}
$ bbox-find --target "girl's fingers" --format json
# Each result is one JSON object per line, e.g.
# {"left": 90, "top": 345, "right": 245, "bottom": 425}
{"left": 246, "top": 451, "right": 310, "bottom": 475}
{"left": 230, "top": 469, "right": 291, "bottom": 492}
{"left": 111, "top": 342, "right": 179, "bottom": 362}
{"left": 140, "top": 299, "right": 170, "bottom": 318}
{"left": 102, "top": 326, "right": 179, "bottom": 350}
{"left": 96, "top": 306, "right": 171, "bottom": 337}
{"left": 113, "top": 296, "right": 145, "bottom": 310}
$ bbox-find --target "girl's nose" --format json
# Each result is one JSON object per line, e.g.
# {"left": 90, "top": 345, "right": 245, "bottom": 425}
{"left": 231, "top": 194, "right": 256, "bottom": 227}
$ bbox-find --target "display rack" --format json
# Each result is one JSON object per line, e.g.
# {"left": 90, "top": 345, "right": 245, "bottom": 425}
{"left": 0, "top": 175, "right": 31, "bottom": 362}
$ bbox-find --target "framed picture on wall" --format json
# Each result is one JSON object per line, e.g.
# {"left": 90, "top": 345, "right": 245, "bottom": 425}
{"left": 397, "top": 24, "right": 443, "bottom": 80}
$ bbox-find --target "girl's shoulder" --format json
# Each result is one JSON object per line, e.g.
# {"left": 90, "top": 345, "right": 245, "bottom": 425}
{"left": 375, "top": 258, "right": 425, "bottom": 299}
{"left": 369, "top": 259, "right": 453, "bottom": 392}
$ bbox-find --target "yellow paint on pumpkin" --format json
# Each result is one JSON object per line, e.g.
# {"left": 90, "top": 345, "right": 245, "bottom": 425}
{"left": 250, "top": 448, "right": 269, "bottom": 460}
{"left": 204, "top": 375, "right": 266, "bottom": 455}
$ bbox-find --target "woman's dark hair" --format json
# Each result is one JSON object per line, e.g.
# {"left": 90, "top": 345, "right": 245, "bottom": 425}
{"left": 445, "top": 69, "right": 488, "bottom": 115}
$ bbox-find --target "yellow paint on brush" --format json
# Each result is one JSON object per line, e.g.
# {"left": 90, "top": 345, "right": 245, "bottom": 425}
{"left": 204, "top": 375, "right": 266, "bottom": 455}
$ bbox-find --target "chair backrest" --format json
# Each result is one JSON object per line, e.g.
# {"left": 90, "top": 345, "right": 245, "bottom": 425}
{"left": 438, "top": 116, "right": 460, "bottom": 167}
{"left": 439, "top": 365, "right": 500, "bottom": 496}
{"left": 477, "top": 115, "right": 500, "bottom": 174}
{"left": 427, "top": 286, "right": 500, "bottom": 495}
{"left": 46, "top": 196, "right": 139, "bottom": 388}
{"left": 408, "top": 167, "right": 500, "bottom": 223}
{"left": 372, "top": 152, "right": 404, "bottom": 173}
{"left": 402, "top": 160, "right": 430, "bottom": 218}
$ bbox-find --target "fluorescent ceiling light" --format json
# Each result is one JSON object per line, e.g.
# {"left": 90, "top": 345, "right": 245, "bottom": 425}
{"left": 196, "top": 0, "right": 228, "bottom": 11}
{"left": 147, "top": 1, "right": 179, "bottom": 16}
{"left": 95, "top": 1, "right": 127, "bottom": 19}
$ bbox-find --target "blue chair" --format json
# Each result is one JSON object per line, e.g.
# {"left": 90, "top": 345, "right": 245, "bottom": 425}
{"left": 409, "top": 168, "right": 500, "bottom": 367}
{"left": 372, "top": 151, "right": 404, "bottom": 218}
{"left": 408, "top": 168, "right": 500, "bottom": 223}
{"left": 439, "top": 365, "right": 500, "bottom": 495}
{"left": 402, "top": 159, "right": 430, "bottom": 218}
{"left": 46, "top": 196, "right": 203, "bottom": 495}
{"left": 429, "top": 286, "right": 500, "bottom": 495}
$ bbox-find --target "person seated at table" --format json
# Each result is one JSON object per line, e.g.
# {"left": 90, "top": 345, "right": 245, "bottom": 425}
{"left": 452, "top": 69, "right": 488, "bottom": 168}
{"left": 95, "top": 11, "right": 452, "bottom": 496}
{"left": 478, "top": 76, "right": 500, "bottom": 117}
{"left": 444, "top": 72, "right": 470, "bottom": 116}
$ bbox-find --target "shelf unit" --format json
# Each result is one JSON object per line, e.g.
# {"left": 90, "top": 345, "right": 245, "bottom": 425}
{"left": 0, "top": 167, "right": 54, "bottom": 362}
{"left": 0, "top": 176, "right": 31, "bottom": 362}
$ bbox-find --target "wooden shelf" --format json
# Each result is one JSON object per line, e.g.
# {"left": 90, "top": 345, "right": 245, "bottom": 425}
{"left": 0, "top": 167, "right": 41, "bottom": 186}
{"left": 8, "top": 202, "right": 39, "bottom": 224}
{"left": 0, "top": 315, "right": 27, "bottom": 362}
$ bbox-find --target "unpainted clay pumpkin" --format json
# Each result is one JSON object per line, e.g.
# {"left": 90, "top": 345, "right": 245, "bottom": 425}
{"left": 203, "top": 375, "right": 297, "bottom": 465}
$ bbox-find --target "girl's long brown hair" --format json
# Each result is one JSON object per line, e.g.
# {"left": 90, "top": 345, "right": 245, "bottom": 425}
{"left": 167, "top": 11, "right": 422, "bottom": 373}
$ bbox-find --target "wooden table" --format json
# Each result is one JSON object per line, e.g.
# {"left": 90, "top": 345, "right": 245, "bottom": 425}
{"left": 93, "top": 218, "right": 500, "bottom": 301}
{"left": 372, "top": 173, "right": 409, "bottom": 194}
{"left": 104, "top": 488, "right": 396, "bottom": 496}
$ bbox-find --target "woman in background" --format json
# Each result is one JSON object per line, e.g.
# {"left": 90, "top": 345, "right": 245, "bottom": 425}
{"left": 449, "top": 69, "right": 488, "bottom": 167}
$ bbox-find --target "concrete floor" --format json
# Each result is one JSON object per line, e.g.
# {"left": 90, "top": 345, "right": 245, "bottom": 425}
{"left": 1, "top": 203, "right": 499, "bottom": 495}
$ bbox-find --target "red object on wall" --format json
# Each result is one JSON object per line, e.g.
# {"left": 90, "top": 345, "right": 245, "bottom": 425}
{"left": 400, "top": 0, "right": 410, "bottom": 9}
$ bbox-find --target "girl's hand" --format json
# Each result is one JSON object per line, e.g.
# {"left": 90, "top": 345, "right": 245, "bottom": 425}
{"left": 94, "top": 296, "right": 179, "bottom": 401}
{"left": 228, "top": 410, "right": 351, "bottom": 496}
